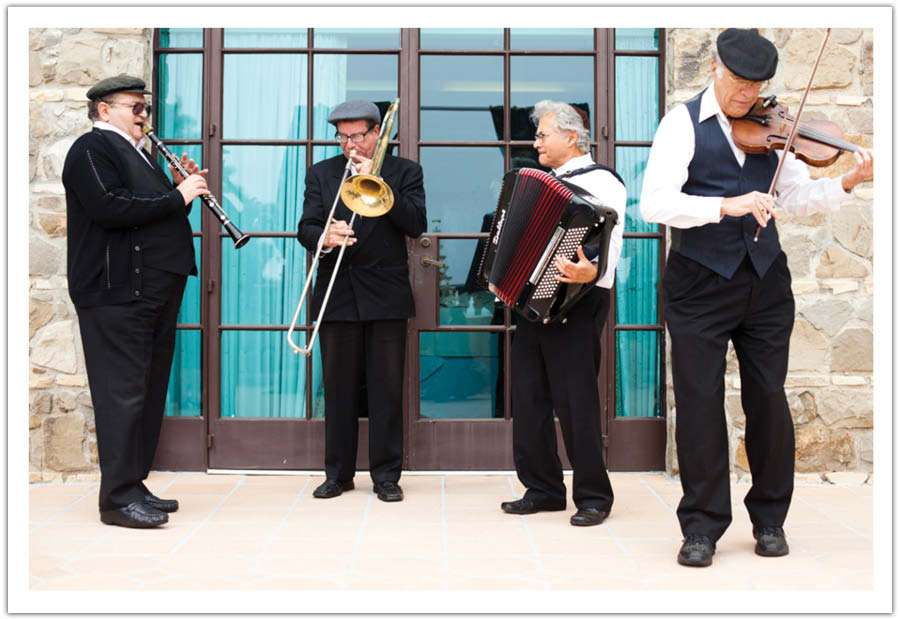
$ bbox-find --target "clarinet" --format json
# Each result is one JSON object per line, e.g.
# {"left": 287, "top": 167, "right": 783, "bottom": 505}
{"left": 141, "top": 124, "right": 250, "bottom": 249}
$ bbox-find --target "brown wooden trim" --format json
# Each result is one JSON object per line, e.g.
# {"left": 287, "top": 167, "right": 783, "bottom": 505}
{"left": 152, "top": 417, "right": 207, "bottom": 471}
{"left": 607, "top": 417, "right": 666, "bottom": 471}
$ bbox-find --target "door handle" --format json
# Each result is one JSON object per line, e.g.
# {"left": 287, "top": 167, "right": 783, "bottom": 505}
{"left": 421, "top": 256, "right": 446, "bottom": 268}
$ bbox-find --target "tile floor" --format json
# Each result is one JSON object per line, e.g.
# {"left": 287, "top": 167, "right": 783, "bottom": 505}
{"left": 28, "top": 472, "right": 873, "bottom": 594}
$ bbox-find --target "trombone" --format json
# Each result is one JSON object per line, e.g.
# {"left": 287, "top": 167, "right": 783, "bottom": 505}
{"left": 286, "top": 99, "right": 399, "bottom": 356}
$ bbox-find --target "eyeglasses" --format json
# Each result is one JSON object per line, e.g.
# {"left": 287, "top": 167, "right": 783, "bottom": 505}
{"left": 335, "top": 128, "right": 374, "bottom": 144}
{"left": 722, "top": 71, "right": 769, "bottom": 93}
{"left": 533, "top": 131, "right": 559, "bottom": 142}
{"left": 105, "top": 100, "right": 152, "bottom": 116}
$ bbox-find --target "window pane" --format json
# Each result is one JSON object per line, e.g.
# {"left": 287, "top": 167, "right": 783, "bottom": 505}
{"left": 314, "top": 28, "right": 399, "bottom": 48}
{"left": 312, "top": 54, "right": 398, "bottom": 139}
{"left": 158, "top": 28, "right": 202, "bottom": 48}
{"left": 615, "top": 56, "right": 659, "bottom": 141}
{"left": 510, "top": 56, "right": 594, "bottom": 134}
{"left": 224, "top": 28, "right": 308, "bottom": 48}
{"left": 420, "top": 331, "right": 500, "bottom": 418}
{"left": 222, "top": 237, "right": 308, "bottom": 325}
{"left": 615, "top": 146, "right": 655, "bottom": 233}
{"left": 313, "top": 144, "right": 345, "bottom": 165}
{"left": 165, "top": 329, "right": 201, "bottom": 417}
{"left": 420, "top": 56, "right": 503, "bottom": 141}
{"left": 438, "top": 239, "right": 499, "bottom": 326}
{"left": 615, "top": 28, "right": 659, "bottom": 51}
{"left": 510, "top": 28, "right": 593, "bottom": 51}
{"left": 419, "top": 28, "right": 504, "bottom": 50}
{"left": 220, "top": 330, "right": 307, "bottom": 418}
{"left": 176, "top": 237, "right": 202, "bottom": 324}
{"left": 615, "top": 238, "right": 658, "bottom": 325}
{"left": 221, "top": 145, "right": 305, "bottom": 232}
{"left": 615, "top": 331, "right": 661, "bottom": 418}
{"left": 223, "top": 54, "right": 307, "bottom": 139}
{"left": 156, "top": 54, "right": 203, "bottom": 139}
{"left": 420, "top": 147, "right": 504, "bottom": 233}
{"left": 157, "top": 144, "right": 203, "bottom": 231}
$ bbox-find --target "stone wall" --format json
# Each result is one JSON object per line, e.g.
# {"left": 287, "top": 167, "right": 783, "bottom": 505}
{"left": 28, "top": 28, "right": 152, "bottom": 482}
{"left": 664, "top": 28, "right": 874, "bottom": 480}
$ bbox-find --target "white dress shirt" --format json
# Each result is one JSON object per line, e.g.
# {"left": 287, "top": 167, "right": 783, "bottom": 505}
{"left": 639, "top": 85, "right": 849, "bottom": 229}
{"left": 552, "top": 154, "right": 627, "bottom": 289}
{"left": 93, "top": 120, "right": 153, "bottom": 168}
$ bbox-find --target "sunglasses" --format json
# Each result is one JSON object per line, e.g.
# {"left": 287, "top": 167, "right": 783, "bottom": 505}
{"left": 105, "top": 100, "right": 152, "bottom": 116}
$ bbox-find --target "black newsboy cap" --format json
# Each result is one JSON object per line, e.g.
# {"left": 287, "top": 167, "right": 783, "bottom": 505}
{"left": 716, "top": 28, "right": 778, "bottom": 82}
{"left": 86, "top": 76, "right": 151, "bottom": 100}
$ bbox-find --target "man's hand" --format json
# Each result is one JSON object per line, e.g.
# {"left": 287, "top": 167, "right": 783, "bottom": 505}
{"left": 170, "top": 152, "right": 208, "bottom": 185}
{"left": 176, "top": 174, "right": 210, "bottom": 206}
{"left": 349, "top": 151, "right": 375, "bottom": 176}
{"left": 720, "top": 191, "right": 777, "bottom": 228}
{"left": 555, "top": 246, "right": 598, "bottom": 284}
{"left": 322, "top": 219, "right": 356, "bottom": 248}
{"left": 841, "top": 148, "right": 874, "bottom": 191}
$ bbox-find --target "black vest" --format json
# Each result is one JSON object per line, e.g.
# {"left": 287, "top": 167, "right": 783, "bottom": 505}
{"left": 104, "top": 131, "right": 196, "bottom": 276}
{"left": 670, "top": 91, "right": 781, "bottom": 279}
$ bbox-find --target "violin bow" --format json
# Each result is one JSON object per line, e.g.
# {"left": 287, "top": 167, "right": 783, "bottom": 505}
{"left": 754, "top": 27, "right": 831, "bottom": 242}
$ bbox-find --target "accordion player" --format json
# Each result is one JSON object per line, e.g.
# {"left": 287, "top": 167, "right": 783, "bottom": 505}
{"left": 476, "top": 167, "right": 619, "bottom": 323}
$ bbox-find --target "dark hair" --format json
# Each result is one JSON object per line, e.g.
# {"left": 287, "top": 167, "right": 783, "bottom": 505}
{"left": 87, "top": 97, "right": 113, "bottom": 121}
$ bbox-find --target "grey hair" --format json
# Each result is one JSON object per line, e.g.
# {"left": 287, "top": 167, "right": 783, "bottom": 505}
{"left": 530, "top": 100, "right": 590, "bottom": 153}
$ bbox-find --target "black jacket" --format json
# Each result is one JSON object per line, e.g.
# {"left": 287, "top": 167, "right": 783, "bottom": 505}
{"left": 298, "top": 153, "right": 426, "bottom": 321}
{"left": 63, "top": 128, "right": 197, "bottom": 308}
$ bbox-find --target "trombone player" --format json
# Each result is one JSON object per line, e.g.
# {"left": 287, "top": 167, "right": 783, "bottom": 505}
{"left": 298, "top": 100, "right": 426, "bottom": 502}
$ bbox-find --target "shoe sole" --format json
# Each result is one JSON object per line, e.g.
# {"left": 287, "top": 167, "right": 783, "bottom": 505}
{"left": 100, "top": 515, "right": 167, "bottom": 528}
{"left": 755, "top": 545, "right": 789, "bottom": 557}
{"left": 677, "top": 555, "right": 713, "bottom": 567}
{"left": 502, "top": 505, "right": 566, "bottom": 515}
{"left": 570, "top": 518, "right": 605, "bottom": 526}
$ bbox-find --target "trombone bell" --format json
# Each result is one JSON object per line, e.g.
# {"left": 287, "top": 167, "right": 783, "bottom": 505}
{"left": 340, "top": 174, "right": 394, "bottom": 217}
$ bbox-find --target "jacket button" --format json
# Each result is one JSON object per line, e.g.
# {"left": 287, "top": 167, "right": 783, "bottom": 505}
{"left": 135, "top": 290, "right": 141, "bottom": 297}
{"left": 134, "top": 245, "right": 141, "bottom": 251}
{"left": 135, "top": 268, "right": 141, "bottom": 274}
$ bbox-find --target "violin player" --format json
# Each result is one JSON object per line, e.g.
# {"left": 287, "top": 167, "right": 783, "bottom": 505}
{"left": 639, "top": 28, "right": 873, "bottom": 567}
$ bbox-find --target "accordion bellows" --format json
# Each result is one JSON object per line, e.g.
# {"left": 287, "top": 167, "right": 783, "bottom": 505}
{"left": 477, "top": 168, "right": 618, "bottom": 323}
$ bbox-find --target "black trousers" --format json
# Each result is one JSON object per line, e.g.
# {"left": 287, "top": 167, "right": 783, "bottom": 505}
{"left": 663, "top": 251, "right": 795, "bottom": 542}
{"left": 511, "top": 286, "right": 614, "bottom": 511}
{"left": 319, "top": 319, "right": 406, "bottom": 484}
{"left": 75, "top": 267, "right": 187, "bottom": 511}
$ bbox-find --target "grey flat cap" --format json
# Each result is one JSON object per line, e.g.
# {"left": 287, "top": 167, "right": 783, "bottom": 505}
{"left": 327, "top": 99, "right": 381, "bottom": 126}
{"left": 87, "top": 75, "right": 151, "bottom": 100}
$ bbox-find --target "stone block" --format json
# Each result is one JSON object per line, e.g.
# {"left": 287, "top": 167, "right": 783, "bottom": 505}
{"left": 30, "top": 428, "right": 43, "bottom": 468}
{"left": 42, "top": 57, "right": 57, "bottom": 82}
{"left": 832, "top": 375, "right": 866, "bottom": 386}
{"left": 734, "top": 438, "right": 749, "bottom": 472}
{"left": 55, "top": 39, "right": 102, "bottom": 85}
{"left": 31, "top": 391, "right": 52, "bottom": 415}
{"left": 831, "top": 328, "right": 873, "bottom": 372}
{"left": 42, "top": 137, "right": 77, "bottom": 179}
{"left": 42, "top": 412, "right": 91, "bottom": 471}
{"left": 836, "top": 95, "right": 868, "bottom": 106}
{"left": 29, "top": 231, "right": 63, "bottom": 276}
{"left": 92, "top": 28, "right": 147, "bottom": 35}
{"left": 29, "top": 52, "right": 43, "bottom": 87}
{"left": 794, "top": 424, "right": 854, "bottom": 472}
{"left": 783, "top": 31, "right": 857, "bottom": 90}
{"left": 799, "top": 298, "right": 854, "bottom": 336}
{"left": 856, "top": 433, "right": 873, "bottom": 465}
{"left": 30, "top": 319, "right": 78, "bottom": 373}
{"left": 788, "top": 319, "right": 828, "bottom": 372}
{"left": 791, "top": 280, "right": 819, "bottom": 295}
{"left": 77, "top": 391, "right": 94, "bottom": 409}
{"left": 789, "top": 390, "right": 817, "bottom": 424}
{"left": 56, "top": 374, "right": 86, "bottom": 387}
{"left": 823, "top": 471, "right": 868, "bottom": 484}
{"left": 817, "top": 244, "right": 869, "bottom": 279}
{"left": 31, "top": 89, "right": 64, "bottom": 102}
{"left": 88, "top": 437, "right": 98, "bottom": 464}
{"left": 856, "top": 297, "right": 873, "bottom": 325}
{"left": 99, "top": 39, "right": 149, "bottom": 80}
{"left": 29, "top": 472, "right": 42, "bottom": 483}
{"left": 782, "top": 234, "right": 814, "bottom": 278}
{"left": 36, "top": 195, "right": 66, "bottom": 212}
{"left": 817, "top": 388, "right": 872, "bottom": 428}
{"left": 726, "top": 394, "right": 744, "bottom": 429}
{"left": 29, "top": 376, "right": 54, "bottom": 389}
{"left": 42, "top": 29, "right": 62, "bottom": 48}
{"left": 29, "top": 298, "right": 54, "bottom": 339}
{"left": 784, "top": 375, "right": 830, "bottom": 387}
{"left": 38, "top": 212, "right": 67, "bottom": 237}
{"left": 822, "top": 280, "right": 858, "bottom": 295}
{"left": 53, "top": 391, "right": 77, "bottom": 413}
{"left": 830, "top": 29, "right": 863, "bottom": 45}
{"left": 795, "top": 472, "right": 825, "bottom": 484}
{"left": 832, "top": 204, "right": 873, "bottom": 259}
{"left": 29, "top": 28, "right": 44, "bottom": 51}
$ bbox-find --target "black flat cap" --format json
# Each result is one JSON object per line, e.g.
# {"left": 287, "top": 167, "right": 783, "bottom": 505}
{"left": 327, "top": 99, "right": 381, "bottom": 126}
{"left": 86, "top": 76, "right": 151, "bottom": 100}
{"left": 717, "top": 28, "right": 778, "bottom": 81}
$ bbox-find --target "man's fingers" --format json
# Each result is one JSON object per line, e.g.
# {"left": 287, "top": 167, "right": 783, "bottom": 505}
{"left": 576, "top": 246, "right": 587, "bottom": 263}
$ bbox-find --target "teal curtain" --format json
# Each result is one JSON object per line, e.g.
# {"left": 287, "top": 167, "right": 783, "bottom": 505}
{"left": 613, "top": 35, "right": 662, "bottom": 418}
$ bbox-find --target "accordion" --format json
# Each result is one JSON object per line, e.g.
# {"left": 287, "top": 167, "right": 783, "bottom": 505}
{"left": 476, "top": 167, "right": 618, "bottom": 323}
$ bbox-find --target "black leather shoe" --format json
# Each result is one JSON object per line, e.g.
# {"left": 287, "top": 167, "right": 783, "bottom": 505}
{"left": 500, "top": 498, "right": 566, "bottom": 515}
{"left": 753, "top": 526, "right": 790, "bottom": 557}
{"left": 144, "top": 492, "right": 179, "bottom": 513}
{"left": 100, "top": 501, "right": 168, "bottom": 528}
{"left": 312, "top": 479, "right": 354, "bottom": 499}
{"left": 373, "top": 481, "right": 404, "bottom": 502}
{"left": 677, "top": 534, "right": 715, "bottom": 567}
{"left": 570, "top": 507, "right": 609, "bottom": 526}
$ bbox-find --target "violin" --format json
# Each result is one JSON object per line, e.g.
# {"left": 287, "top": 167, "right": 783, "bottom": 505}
{"left": 730, "top": 94, "right": 861, "bottom": 167}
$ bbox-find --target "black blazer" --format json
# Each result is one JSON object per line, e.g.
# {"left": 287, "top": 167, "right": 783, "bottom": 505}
{"left": 298, "top": 154, "right": 426, "bottom": 321}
